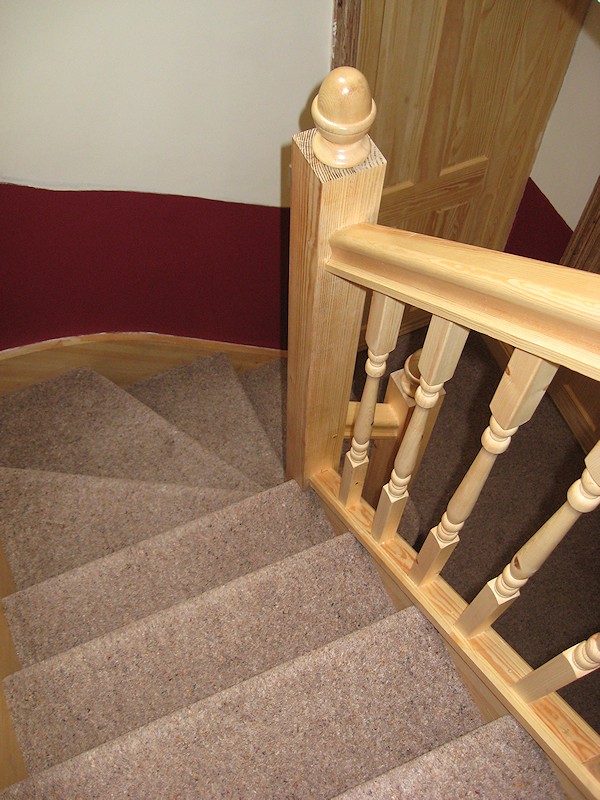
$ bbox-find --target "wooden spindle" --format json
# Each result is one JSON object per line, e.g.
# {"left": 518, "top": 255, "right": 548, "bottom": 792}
{"left": 514, "top": 633, "right": 600, "bottom": 704}
{"left": 399, "top": 350, "right": 422, "bottom": 401}
{"left": 411, "top": 350, "right": 558, "bottom": 586}
{"left": 371, "top": 316, "right": 469, "bottom": 543}
{"left": 362, "top": 349, "right": 426, "bottom": 509}
{"left": 456, "top": 440, "right": 600, "bottom": 639}
{"left": 340, "top": 293, "right": 405, "bottom": 505}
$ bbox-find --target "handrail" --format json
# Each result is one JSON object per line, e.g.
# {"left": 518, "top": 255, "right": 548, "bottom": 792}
{"left": 328, "top": 223, "right": 600, "bottom": 380}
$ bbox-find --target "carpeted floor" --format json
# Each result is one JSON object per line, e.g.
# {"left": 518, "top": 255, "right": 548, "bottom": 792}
{"left": 0, "top": 345, "right": 583, "bottom": 798}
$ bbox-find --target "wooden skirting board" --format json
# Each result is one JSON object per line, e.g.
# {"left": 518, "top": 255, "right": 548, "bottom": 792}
{"left": 0, "top": 332, "right": 286, "bottom": 398}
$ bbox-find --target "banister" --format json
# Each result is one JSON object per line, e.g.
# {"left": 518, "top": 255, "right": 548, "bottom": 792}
{"left": 327, "top": 223, "right": 600, "bottom": 380}
{"left": 289, "top": 65, "right": 600, "bottom": 799}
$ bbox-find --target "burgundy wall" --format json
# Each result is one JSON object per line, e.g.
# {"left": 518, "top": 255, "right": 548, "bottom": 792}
{"left": 1, "top": 184, "right": 290, "bottom": 351}
{"left": 505, "top": 178, "right": 572, "bottom": 264}
{"left": 1, "top": 178, "right": 570, "bottom": 353}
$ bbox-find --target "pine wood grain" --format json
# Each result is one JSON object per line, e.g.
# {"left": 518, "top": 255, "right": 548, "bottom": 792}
{"left": 286, "top": 129, "right": 386, "bottom": 487}
{"left": 0, "top": 333, "right": 285, "bottom": 398}
{"left": 356, "top": 0, "right": 588, "bottom": 249}
{"left": 328, "top": 223, "right": 600, "bottom": 380}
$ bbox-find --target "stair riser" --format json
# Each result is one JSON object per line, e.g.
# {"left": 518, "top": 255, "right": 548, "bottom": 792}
{"left": 3, "top": 481, "right": 334, "bottom": 666}
{"left": 5, "top": 535, "right": 394, "bottom": 770}
{"left": 1, "top": 611, "right": 482, "bottom": 799}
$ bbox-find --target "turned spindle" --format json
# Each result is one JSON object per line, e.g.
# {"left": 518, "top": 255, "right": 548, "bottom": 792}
{"left": 411, "top": 350, "right": 558, "bottom": 586}
{"left": 371, "top": 316, "right": 469, "bottom": 543}
{"left": 456, "top": 440, "right": 600, "bottom": 639}
{"left": 340, "top": 293, "right": 405, "bottom": 506}
{"left": 515, "top": 633, "right": 600, "bottom": 703}
{"left": 311, "top": 66, "right": 376, "bottom": 168}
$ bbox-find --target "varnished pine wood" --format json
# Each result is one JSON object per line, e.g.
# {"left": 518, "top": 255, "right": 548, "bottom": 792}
{"left": 0, "top": 686, "right": 27, "bottom": 790}
{"left": 327, "top": 223, "right": 600, "bottom": 380}
{"left": 371, "top": 317, "right": 468, "bottom": 542}
{"left": 286, "top": 127, "right": 386, "bottom": 488}
{"left": 310, "top": 468, "right": 600, "bottom": 800}
{"left": 456, "top": 442, "right": 600, "bottom": 639}
{"left": 340, "top": 293, "right": 404, "bottom": 505}
{"left": 0, "top": 605, "right": 26, "bottom": 789}
{"left": 311, "top": 67, "right": 376, "bottom": 169}
{"left": 0, "top": 332, "right": 285, "bottom": 397}
{"left": 345, "top": 401, "right": 400, "bottom": 439}
{"left": 362, "top": 361, "right": 416, "bottom": 508}
{"left": 446, "top": 645, "right": 508, "bottom": 725}
{"left": 355, "top": 0, "right": 588, "bottom": 249}
{"left": 411, "top": 349, "right": 558, "bottom": 586}
{"left": 562, "top": 176, "right": 600, "bottom": 274}
{"left": 515, "top": 634, "right": 600, "bottom": 705}
{"left": 331, "top": 0, "right": 362, "bottom": 70}
{"left": 550, "top": 175, "right": 600, "bottom": 455}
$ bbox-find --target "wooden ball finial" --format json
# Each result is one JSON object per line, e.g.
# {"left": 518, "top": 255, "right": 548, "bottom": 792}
{"left": 311, "top": 66, "right": 376, "bottom": 168}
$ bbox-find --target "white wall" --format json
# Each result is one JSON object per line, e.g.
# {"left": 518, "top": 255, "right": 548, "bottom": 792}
{"left": 531, "top": 1, "right": 600, "bottom": 229}
{"left": 0, "top": 0, "right": 332, "bottom": 207}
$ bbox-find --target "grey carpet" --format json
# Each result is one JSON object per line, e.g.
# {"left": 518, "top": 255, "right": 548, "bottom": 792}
{"left": 1, "top": 610, "right": 482, "bottom": 800}
{"left": 5, "top": 534, "right": 395, "bottom": 770}
{"left": 0, "top": 467, "right": 249, "bottom": 589}
{"left": 239, "top": 358, "right": 287, "bottom": 464}
{"left": 0, "top": 352, "right": 575, "bottom": 799}
{"left": 0, "top": 367, "right": 260, "bottom": 491}
{"left": 332, "top": 715, "right": 565, "bottom": 800}
{"left": 3, "top": 481, "right": 335, "bottom": 665}
{"left": 128, "top": 354, "right": 285, "bottom": 488}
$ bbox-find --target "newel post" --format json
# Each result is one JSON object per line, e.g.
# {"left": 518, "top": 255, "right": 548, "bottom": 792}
{"left": 287, "top": 67, "right": 386, "bottom": 487}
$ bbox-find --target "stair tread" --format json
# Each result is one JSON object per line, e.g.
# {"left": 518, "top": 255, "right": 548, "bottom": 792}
{"left": 128, "top": 354, "right": 285, "bottom": 488}
{"left": 332, "top": 715, "right": 566, "bottom": 800}
{"left": 0, "top": 467, "right": 250, "bottom": 590}
{"left": 238, "top": 358, "right": 286, "bottom": 464}
{"left": 3, "top": 481, "right": 334, "bottom": 665}
{"left": 0, "top": 367, "right": 259, "bottom": 491}
{"left": 1, "top": 609, "right": 482, "bottom": 799}
{"left": 5, "top": 533, "right": 396, "bottom": 771}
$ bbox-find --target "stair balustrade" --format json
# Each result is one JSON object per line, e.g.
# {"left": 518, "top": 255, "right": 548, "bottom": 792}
{"left": 515, "top": 633, "right": 600, "bottom": 704}
{"left": 456, "top": 440, "right": 600, "bottom": 638}
{"left": 287, "top": 66, "right": 600, "bottom": 799}
{"left": 340, "top": 292, "right": 404, "bottom": 506}
{"left": 411, "top": 349, "right": 558, "bottom": 586}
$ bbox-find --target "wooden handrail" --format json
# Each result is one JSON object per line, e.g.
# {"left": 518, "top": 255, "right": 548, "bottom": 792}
{"left": 327, "top": 223, "right": 600, "bottom": 380}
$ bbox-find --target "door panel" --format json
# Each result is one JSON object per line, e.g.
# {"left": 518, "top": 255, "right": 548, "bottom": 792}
{"left": 351, "top": 0, "right": 589, "bottom": 249}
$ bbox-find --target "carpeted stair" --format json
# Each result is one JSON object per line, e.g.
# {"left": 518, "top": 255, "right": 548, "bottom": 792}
{"left": 0, "top": 354, "right": 566, "bottom": 798}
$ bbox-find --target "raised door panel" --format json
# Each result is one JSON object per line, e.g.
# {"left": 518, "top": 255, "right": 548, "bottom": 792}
{"left": 356, "top": 0, "right": 589, "bottom": 248}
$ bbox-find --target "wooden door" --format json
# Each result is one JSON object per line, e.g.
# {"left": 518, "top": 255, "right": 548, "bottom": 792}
{"left": 334, "top": 0, "right": 594, "bottom": 446}
{"left": 334, "top": 0, "right": 589, "bottom": 250}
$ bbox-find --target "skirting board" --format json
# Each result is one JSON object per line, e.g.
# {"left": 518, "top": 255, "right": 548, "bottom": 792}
{"left": 0, "top": 332, "right": 286, "bottom": 397}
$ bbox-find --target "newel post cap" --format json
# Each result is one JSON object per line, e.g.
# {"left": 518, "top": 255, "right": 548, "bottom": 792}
{"left": 311, "top": 66, "right": 376, "bottom": 169}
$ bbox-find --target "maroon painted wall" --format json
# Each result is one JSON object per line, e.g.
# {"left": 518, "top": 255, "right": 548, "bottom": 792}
{"left": 1, "top": 177, "right": 570, "bottom": 353}
{"left": 1, "top": 184, "right": 289, "bottom": 351}
{"left": 505, "top": 178, "right": 572, "bottom": 264}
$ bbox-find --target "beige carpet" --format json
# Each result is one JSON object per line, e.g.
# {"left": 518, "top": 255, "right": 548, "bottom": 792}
{"left": 0, "top": 354, "right": 568, "bottom": 798}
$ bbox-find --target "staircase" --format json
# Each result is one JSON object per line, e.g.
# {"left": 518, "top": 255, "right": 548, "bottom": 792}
{"left": 0, "top": 353, "right": 566, "bottom": 798}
